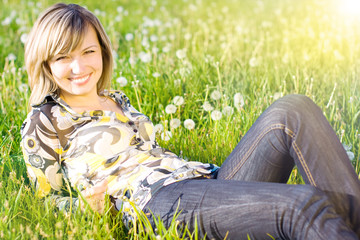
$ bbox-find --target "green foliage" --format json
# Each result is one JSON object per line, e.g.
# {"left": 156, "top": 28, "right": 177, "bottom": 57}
{"left": 1, "top": 0, "right": 360, "bottom": 239}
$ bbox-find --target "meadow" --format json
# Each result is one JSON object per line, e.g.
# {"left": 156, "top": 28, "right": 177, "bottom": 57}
{"left": 1, "top": 0, "right": 360, "bottom": 239}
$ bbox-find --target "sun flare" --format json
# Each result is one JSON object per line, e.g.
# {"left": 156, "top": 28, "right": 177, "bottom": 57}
{"left": 340, "top": 0, "right": 360, "bottom": 15}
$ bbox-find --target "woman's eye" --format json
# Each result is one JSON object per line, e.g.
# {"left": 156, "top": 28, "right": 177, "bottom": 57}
{"left": 85, "top": 50, "right": 95, "bottom": 54}
{"left": 55, "top": 56, "right": 67, "bottom": 61}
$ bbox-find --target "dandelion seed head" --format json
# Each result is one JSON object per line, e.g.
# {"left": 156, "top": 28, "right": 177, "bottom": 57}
{"left": 152, "top": 47, "right": 159, "bottom": 53}
{"left": 222, "top": 106, "right": 234, "bottom": 116}
{"left": 19, "top": 83, "right": 29, "bottom": 92}
{"left": 150, "top": 34, "right": 158, "bottom": 42}
{"left": 249, "top": 57, "right": 258, "bottom": 67}
{"left": 2, "top": 17, "right": 11, "bottom": 26}
{"left": 347, "top": 151, "right": 355, "bottom": 161}
{"left": 234, "top": 93, "right": 245, "bottom": 109}
{"left": 173, "top": 96, "right": 184, "bottom": 106}
{"left": 7, "top": 53, "right": 16, "bottom": 61}
{"left": 161, "top": 131, "right": 172, "bottom": 141}
{"left": 343, "top": 143, "right": 352, "bottom": 151}
{"left": 152, "top": 72, "right": 161, "bottom": 78}
{"left": 170, "top": 118, "right": 181, "bottom": 129}
{"left": 94, "top": 9, "right": 101, "bottom": 16}
{"left": 117, "top": 6, "right": 124, "bottom": 13}
{"left": 125, "top": 33, "right": 134, "bottom": 41}
{"left": 210, "top": 90, "right": 221, "bottom": 100}
{"left": 141, "top": 37, "right": 150, "bottom": 48}
{"left": 202, "top": 101, "right": 214, "bottom": 112}
{"left": 139, "top": 51, "right": 151, "bottom": 63}
{"left": 273, "top": 92, "right": 282, "bottom": 100}
{"left": 116, "top": 76, "right": 128, "bottom": 87}
{"left": 174, "top": 79, "right": 181, "bottom": 86}
{"left": 184, "top": 33, "right": 192, "bottom": 40}
{"left": 211, "top": 110, "right": 222, "bottom": 121}
{"left": 184, "top": 119, "right": 195, "bottom": 130}
{"left": 165, "top": 104, "right": 177, "bottom": 114}
{"left": 154, "top": 123, "right": 164, "bottom": 133}
{"left": 129, "top": 56, "right": 137, "bottom": 65}
{"left": 176, "top": 49, "right": 186, "bottom": 59}
{"left": 162, "top": 44, "right": 171, "bottom": 53}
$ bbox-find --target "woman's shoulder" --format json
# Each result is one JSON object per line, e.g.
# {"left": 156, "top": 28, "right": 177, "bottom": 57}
{"left": 21, "top": 95, "right": 62, "bottom": 135}
{"left": 105, "top": 89, "right": 129, "bottom": 101}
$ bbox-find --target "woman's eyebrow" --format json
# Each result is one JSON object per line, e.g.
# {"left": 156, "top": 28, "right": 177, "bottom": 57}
{"left": 82, "top": 45, "right": 99, "bottom": 50}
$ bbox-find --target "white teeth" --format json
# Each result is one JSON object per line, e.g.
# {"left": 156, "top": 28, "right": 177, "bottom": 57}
{"left": 72, "top": 74, "right": 89, "bottom": 84}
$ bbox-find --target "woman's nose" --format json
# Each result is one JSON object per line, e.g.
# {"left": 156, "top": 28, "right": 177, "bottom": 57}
{"left": 70, "top": 59, "right": 83, "bottom": 74}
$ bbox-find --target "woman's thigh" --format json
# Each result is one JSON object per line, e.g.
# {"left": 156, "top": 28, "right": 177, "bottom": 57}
{"left": 143, "top": 179, "right": 357, "bottom": 240}
{"left": 217, "top": 94, "right": 360, "bottom": 200}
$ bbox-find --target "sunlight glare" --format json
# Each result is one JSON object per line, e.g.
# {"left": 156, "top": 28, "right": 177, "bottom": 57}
{"left": 340, "top": 0, "right": 360, "bottom": 15}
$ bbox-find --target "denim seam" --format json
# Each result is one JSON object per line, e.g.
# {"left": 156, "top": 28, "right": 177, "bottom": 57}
{"left": 225, "top": 123, "right": 316, "bottom": 186}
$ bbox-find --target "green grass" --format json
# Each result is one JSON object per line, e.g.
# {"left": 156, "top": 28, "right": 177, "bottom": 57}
{"left": 1, "top": 0, "right": 360, "bottom": 239}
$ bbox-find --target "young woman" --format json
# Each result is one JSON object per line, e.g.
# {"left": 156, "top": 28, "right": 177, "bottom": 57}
{"left": 21, "top": 3, "right": 360, "bottom": 239}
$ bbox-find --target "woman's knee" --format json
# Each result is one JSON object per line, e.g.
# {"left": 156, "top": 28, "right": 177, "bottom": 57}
{"left": 271, "top": 94, "right": 322, "bottom": 121}
{"left": 291, "top": 185, "right": 333, "bottom": 214}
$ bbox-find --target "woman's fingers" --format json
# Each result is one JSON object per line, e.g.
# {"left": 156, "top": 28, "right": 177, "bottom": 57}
{"left": 79, "top": 180, "right": 109, "bottom": 213}
{"left": 82, "top": 179, "right": 108, "bottom": 197}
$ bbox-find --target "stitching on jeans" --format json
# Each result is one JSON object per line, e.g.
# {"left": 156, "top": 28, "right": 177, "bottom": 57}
{"left": 224, "top": 123, "right": 286, "bottom": 180}
{"left": 225, "top": 124, "right": 316, "bottom": 186}
{"left": 282, "top": 127, "right": 316, "bottom": 186}
{"left": 291, "top": 141, "right": 316, "bottom": 186}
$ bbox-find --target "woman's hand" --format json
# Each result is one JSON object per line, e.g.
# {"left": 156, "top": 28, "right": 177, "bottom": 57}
{"left": 80, "top": 180, "right": 108, "bottom": 214}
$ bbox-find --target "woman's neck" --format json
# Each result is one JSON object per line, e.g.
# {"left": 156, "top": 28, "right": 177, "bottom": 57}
{"left": 59, "top": 91, "right": 123, "bottom": 114}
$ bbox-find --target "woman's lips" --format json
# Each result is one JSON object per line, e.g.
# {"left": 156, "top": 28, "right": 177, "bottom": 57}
{"left": 71, "top": 73, "right": 92, "bottom": 85}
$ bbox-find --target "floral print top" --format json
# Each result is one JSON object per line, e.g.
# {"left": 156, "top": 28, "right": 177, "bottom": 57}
{"left": 20, "top": 91, "right": 218, "bottom": 224}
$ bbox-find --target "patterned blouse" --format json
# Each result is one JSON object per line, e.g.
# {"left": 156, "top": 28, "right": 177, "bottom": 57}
{"left": 20, "top": 91, "right": 218, "bottom": 224}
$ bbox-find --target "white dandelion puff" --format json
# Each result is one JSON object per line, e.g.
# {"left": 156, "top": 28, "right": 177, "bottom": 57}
{"left": 154, "top": 124, "right": 164, "bottom": 133}
{"left": 1, "top": 17, "right": 11, "bottom": 26}
{"left": 173, "top": 96, "right": 184, "bottom": 106}
{"left": 343, "top": 143, "right": 352, "bottom": 151}
{"left": 152, "top": 47, "right": 159, "bottom": 53}
{"left": 150, "top": 34, "right": 158, "bottom": 42}
{"left": 139, "top": 51, "right": 151, "bottom": 63}
{"left": 7, "top": 53, "right": 16, "bottom": 61}
{"left": 210, "top": 90, "right": 221, "bottom": 100}
{"left": 116, "top": 76, "right": 128, "bottom": 87}
{"left": 129, "top": 56, "right": 137, "bottom": 65}
{"left": 347, "top": 151, "right": 355, "bottom": 161}
{"left": 184, "top": 33, "right": 192, "bottom": 40}
{"left": 184, "top": 119, "right": 195, "bottom": 130}
{"left": 125, "top": 33, "right": 134, "bottom": 41}
{"left": 222, "top": 106, "right": 234, "bottom": 116}
{"left": 249, "top": 57, "right": 258, "bottom": 67}
{"left": 162, "top": 44, "right": 171, "bottom": 53}
{"left": 174, "top": 79, "right": 181, "bottom": 86}
{"left": 165, "top": 104, "right": 177, "bottom": 114}
{"left": 141, "top": 37, "right": 150, "bottom": 48}
{"left": 161, "top": 131, "right": 172, "bottom": 141}
{"left": 117, "top": 6, "right": 124, "bottom": 13}
{"left": 176, "top": 49, "right": 186, "bottom": 59}
{"left": 202, "top": 101, "right": 214, "bottom": 112}
{"left": 170, "top": 118, "right": 181, "bottom": 129}
{"left": 273, "top": 92, "right": 282, "bottom": 100}
{"left": 20, "top": 33, "right": 28, "bottom": 44}
{"left": 211, "top": 110, "right": 222, "bottom": 121}
{"left": 19, "top": 83, "right": 29, "bottom": 92}
{"left": 234, "top": 93, "right": 245, "bottom": 109}
{"left": 152, "top": 72, "right": 161, "bottom": 78}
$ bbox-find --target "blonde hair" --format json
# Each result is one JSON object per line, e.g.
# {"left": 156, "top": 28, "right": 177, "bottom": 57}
{"left": 25, "top": 3, "right": 113, "bottom": 108}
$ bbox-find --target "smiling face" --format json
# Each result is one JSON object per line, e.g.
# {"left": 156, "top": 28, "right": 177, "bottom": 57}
{"left": 48, "top": 25, "right": 103, "bottom": 103}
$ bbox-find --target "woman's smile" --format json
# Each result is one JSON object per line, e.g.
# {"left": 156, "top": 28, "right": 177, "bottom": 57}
{"left": 70, "top": 73, "right": 92, "bottom": 85}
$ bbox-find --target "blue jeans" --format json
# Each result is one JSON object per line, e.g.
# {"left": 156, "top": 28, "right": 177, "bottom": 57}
{"left": 143, "top": 95, "right": 360, "bottom": 240}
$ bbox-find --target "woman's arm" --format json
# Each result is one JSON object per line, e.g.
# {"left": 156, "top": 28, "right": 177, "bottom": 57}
{"left": 20, "top": 107, "right": 79, "bottom": 212}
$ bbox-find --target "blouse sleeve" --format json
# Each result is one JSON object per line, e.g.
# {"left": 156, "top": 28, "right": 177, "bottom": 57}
{"left": 20, "top": 106, "right": 79, "bottom": 211}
